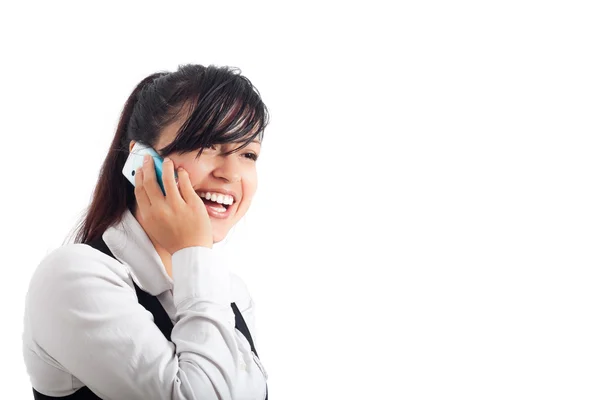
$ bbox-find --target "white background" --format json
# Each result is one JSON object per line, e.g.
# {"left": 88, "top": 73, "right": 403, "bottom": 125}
{"left": 1, "top": 1, "right": 599, "bottom": 399}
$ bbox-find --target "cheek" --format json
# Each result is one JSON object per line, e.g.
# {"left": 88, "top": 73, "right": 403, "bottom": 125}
{"left": 175, "top": 159, "right": 211, "bottom": 181}
{"left": 242, "top": 172, "right": 258, "bottom": 200}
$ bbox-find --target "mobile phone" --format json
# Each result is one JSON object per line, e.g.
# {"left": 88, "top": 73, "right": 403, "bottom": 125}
{"left": 122, "top": 142, "right": 178, "bottom": 196}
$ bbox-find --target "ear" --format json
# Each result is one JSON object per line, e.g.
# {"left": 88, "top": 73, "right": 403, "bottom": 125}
{"left": 129, "top": 140, "right": 136, "bottom": 152}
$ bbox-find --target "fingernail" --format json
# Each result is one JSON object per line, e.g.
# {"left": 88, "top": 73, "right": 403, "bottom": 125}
{"left": 143, "top": 155, "right": 149, "bottom": 164}
{"left": 164, "top": 157, "right": 170, "bottom": 163}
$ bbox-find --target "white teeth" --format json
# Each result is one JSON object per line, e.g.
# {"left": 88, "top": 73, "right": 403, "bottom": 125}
{"left": 199, "top": 192, "right": 234, "bottom": 206}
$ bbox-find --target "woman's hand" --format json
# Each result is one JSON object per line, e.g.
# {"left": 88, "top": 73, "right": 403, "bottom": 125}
{"left": 134, "top": 154, "right": 213, "bottom": 253}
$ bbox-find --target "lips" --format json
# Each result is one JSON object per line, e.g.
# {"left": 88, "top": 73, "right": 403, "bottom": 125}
{"left": 200, "top": 197, "right": 235, "bottom": 219}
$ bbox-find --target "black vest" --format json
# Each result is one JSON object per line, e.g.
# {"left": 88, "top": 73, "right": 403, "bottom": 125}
{"left": 32, "top": 236, "right": 267, "bottom": 399}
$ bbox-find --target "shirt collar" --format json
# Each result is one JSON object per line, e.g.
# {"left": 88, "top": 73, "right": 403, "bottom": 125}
{"left": 102, "top": 208, "right": 173, "bottom": 296}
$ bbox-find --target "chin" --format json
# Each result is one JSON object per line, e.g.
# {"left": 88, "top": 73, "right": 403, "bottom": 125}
{"left": 212, "top": 229, "right": 229, "bottom": 243}
{"left": 210, "top": 218, "right": 239, "bottom": 243}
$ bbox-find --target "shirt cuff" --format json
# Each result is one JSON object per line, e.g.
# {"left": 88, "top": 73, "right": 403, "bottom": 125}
{"left": 171, "top": 246, "right": 231, "bottom": 307}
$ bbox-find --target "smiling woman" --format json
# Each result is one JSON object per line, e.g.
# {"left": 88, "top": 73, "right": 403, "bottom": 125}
{"left": 22, "top": 64, "right": 270, "bottom": 400}
{"left": 143, "top": 102, "right": 264, "bottom": 244}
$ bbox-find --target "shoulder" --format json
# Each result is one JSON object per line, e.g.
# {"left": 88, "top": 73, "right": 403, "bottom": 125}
{"left": 25, "top": 243, "right": 140, "bottom": 348}
{"left": 29, "top": 243, "right": 132, "bottom": 291}
{"left": 25, "top": 243, "right": 135, "bottom": 322}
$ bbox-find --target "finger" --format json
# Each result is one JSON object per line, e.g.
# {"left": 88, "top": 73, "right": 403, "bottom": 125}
{"left": 177, "top": 167, "right": 199, "bottom": 205}
{"left": 133, "top": 168, "right": 151, "bottom": 209}
{"left": 142, "top": 154, "right": 166, "bottom": 203}
{"left": 162, "top": 157, "right": 183, "bottom": 205}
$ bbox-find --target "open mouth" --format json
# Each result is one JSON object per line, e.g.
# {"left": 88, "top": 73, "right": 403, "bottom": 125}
{"left": 197, "top": 191, "right": 235, "bottom": 216}
{"left": 202, "top": 199, "right": 230, "bottom": 210}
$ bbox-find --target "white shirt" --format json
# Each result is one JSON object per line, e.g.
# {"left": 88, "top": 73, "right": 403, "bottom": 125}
{"left": 22, "top": 208, "right": 268, "bottom": 400}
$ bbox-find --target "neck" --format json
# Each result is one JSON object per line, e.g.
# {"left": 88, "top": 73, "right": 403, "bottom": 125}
{"left": 132, "top": 207, "right": 173, "bottom": 278}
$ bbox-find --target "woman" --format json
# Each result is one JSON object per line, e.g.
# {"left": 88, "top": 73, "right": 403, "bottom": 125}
{"left": 22, "top": 64, "right": 269, "bottom": 399}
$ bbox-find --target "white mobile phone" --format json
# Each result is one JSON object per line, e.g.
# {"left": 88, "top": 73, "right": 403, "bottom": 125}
{"left": 122, "top": 142, "right": 177, "bottom": 195}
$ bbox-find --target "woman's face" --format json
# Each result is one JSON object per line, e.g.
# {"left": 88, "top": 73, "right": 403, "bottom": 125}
{"left": 131, "top": 116, "right": 260, "bottom": 243}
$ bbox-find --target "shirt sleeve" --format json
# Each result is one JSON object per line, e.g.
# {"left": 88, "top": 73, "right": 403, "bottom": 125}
{"left": 26, "top": 244, "right": 267, "bottom": 400}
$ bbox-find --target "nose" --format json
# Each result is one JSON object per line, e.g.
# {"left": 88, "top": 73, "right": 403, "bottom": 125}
{"left": 211, "top": 155, "right": 241, "bottom": 183}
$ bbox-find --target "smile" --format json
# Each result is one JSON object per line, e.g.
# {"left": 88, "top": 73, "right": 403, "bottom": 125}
{"left": 197, "top": 191, "right": 236, "bottom": 219}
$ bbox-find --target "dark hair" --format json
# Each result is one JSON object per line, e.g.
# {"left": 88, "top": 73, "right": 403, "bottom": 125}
{"left": 68, "top": 64, "right": 269, "bottom": 244}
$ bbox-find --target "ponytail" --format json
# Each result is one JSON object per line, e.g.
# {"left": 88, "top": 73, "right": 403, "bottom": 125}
{"left": 68, "top": 73, "right": 166, "bottom": 244}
